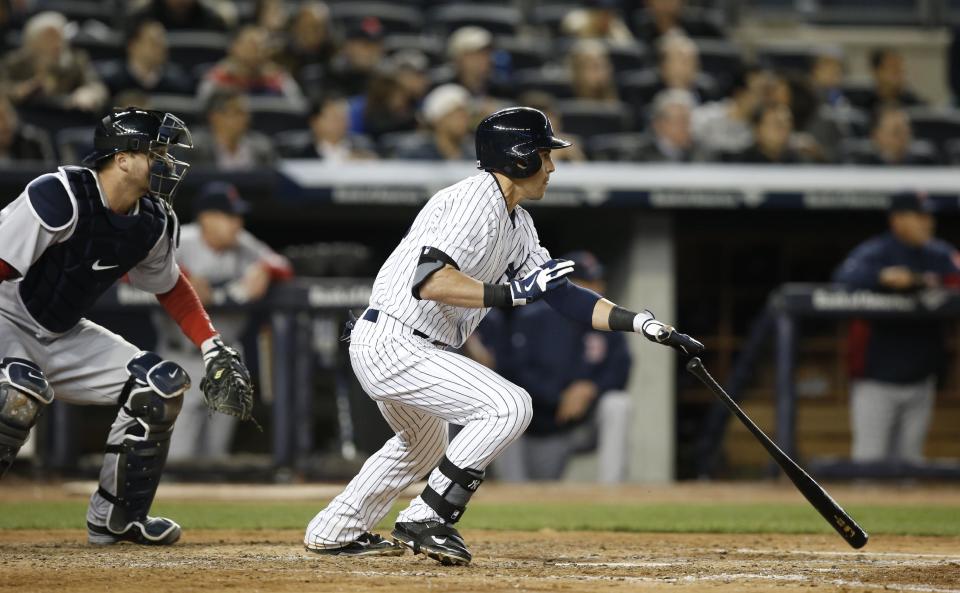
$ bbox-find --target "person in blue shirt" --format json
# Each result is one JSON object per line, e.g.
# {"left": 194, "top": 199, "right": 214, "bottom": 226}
{"left": 477, "top": 250, "right": 633, "bottom": 482}
{"left": 833, "top": 191, "right": 960, "bottom": 463}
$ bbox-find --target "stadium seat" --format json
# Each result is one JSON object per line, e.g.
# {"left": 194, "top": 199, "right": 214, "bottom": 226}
{"left": 839, "top": 137, "right": 939, "bottom": 164}
{"left": 555, "top": 100, "right": 633, "bottom": 139}
{"left": 529, "top": 2, "right": 580, "bottom": 36}
{"left": 377, "top": 131, "right": 426, "bottom": 158}
{"left": 585, "top": 132, "right": 652, "bottom": 162}
{"left": 384, "top": 34, "right": 446, "bottom": 66}
{"left": 513, "top": 68, "right": 575, "bottom": 99}
{"left": 55, "top": 127, "right": 96, "bottom": 166}
{"left": 273, "top": 130, "right": 314, "bottom": 158}
{"left": 904, "top": 107, "right": 960, "bottom": 153}
{"left": 166, "top": 31, "right": 230, "bottom": 69}
{"left": 945, "top": 138, "right": 960, "bottom": 164}
{"left": 495, "top": 37, "right": 549, "bottom": 73}
{"left": 554, "top": 38, "right": 651, "bottom": 74}
{"left": 70, "top": 26, "right": 125, "bottom": 63}
{"left": 248, "top": 101, "right": 311, "bottom": 136}
{"left": 692, "top": 38, "right": 743, "bottom": 90}
{"left": 804, "top": 0, "right": 929, "bottom": 26}
{"left": 329, "top": 2, "right": 423, "bottom": 35}
{"left": 149, "top": 94, "right": 202, "bottom": 127}
{"left": 36, "top": 0, "right": 118, "bottom": 26}
{"left": 429, "top": 4, "right": 522, "bottom": 36}
{"left": 755, "top": 43, "right": 819, "bottom": 74}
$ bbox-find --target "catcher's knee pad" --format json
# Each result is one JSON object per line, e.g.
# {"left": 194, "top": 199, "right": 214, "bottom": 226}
{"left": 99, "top": 352, "right": 188, "bottom": 529}
{"left": 0, "top": 359, "right": 53, "bottom": 478}
{"left": 421, "top": 456, "right": 485, "bottom": 523}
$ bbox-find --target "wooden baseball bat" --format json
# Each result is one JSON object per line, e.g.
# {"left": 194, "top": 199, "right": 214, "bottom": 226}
{"left": 686, "top": 357, "right": 868, "bottom": 549}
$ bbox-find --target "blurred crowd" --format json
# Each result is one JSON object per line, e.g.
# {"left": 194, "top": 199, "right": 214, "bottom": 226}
{"left": 0, "top": 0, "right": 958, "bottom": 168}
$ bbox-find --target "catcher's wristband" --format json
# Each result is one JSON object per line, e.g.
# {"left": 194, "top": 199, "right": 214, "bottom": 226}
{"left": 482, "top": 283, "right": 512, "bottom": 308}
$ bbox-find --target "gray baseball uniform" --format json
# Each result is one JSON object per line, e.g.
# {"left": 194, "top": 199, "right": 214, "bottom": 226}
{"left": 0, "top": 166, "right": 183, "bottom": 530}
{"left": 160, "top": 223, "right": 284, "bottom": 460}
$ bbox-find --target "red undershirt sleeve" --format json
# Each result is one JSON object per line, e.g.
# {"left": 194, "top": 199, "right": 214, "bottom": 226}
{"left": 156, "top": 270, "right": 218, "bottom": 348}
{"left": 0, "top": 259, "right": 19, "bottom": 282}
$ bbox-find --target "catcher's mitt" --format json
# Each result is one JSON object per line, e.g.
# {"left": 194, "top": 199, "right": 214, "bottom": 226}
{"left": 200, "top": 340, "right": 257, "bottom": 426}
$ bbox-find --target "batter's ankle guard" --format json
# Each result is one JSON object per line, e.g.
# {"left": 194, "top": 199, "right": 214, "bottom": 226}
{"left": 0, "top": 359, "right": 53, "bottom": 479}
{"left": 421, "top": 456, "right": 485, "bottom": 523}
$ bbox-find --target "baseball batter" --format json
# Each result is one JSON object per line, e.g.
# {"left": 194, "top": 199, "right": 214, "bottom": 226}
{"left": 0, "top": 108, "right": 254, "bottom": 545}
{"left": 304, "top": 107, "right": 703, "bottom": 565}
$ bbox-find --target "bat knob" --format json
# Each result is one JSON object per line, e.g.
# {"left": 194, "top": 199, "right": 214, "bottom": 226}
{"left": 685, "top": 357, "right": 703, "bottom": 371}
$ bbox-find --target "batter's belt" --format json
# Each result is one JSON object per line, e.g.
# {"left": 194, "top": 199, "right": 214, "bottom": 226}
{"left": 362, "top": 309, "right": 449, "bottom": 348}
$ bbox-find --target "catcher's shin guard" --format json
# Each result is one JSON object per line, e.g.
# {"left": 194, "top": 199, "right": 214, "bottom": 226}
{"left": 94, "top": 352, "right": 188, "bottom": 536}
{"left": 420, "top": 456, "right": 485, "bottom": 523}
{"left": 0, "top": 359, "right": 53, "bottom": 478}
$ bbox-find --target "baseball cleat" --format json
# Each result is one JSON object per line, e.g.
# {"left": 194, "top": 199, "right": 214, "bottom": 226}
{"left": 391, "top": 521, "right": 471, "bottom": 566}
{"left": 305, "top": 532, "right": 405, "bottom": 557}
{"left": 87, "top": 517, "right": 181, "bottom": 545}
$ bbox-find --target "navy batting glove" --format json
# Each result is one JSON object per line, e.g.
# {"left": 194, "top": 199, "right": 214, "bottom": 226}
{"left": 640, "top": 315, "right": 705, "bottom": 356}
{"left": 509, "top": 258, "right": 575, "bottom": 306}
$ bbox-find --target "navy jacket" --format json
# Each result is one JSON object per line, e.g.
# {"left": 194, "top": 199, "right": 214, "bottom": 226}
{"left": 833, "top": 232, "right": 960, "bottom": 383}
{"left": 477, "top": 302, "right": 632, "bottom": 435}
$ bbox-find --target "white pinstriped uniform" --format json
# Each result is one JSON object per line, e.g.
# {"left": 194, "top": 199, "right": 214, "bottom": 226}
{"left": 305, "top": 172, "right": 551, "bottom": 547}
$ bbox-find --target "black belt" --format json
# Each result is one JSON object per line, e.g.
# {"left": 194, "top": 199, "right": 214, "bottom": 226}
{"left": 363, "top": 309, "right": 447, "bottom": 346}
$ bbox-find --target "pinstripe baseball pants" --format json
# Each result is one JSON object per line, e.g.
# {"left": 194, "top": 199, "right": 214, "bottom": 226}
{"left": 305, "top": 310, "right": 533, "bottom": 547}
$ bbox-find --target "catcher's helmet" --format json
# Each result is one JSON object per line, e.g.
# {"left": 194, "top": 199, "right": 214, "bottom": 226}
{"left": 475, "top": 107, "right": 571, "bottom": 179}
{"left": 82, "top": 108, "right": 193, "bottom": 203}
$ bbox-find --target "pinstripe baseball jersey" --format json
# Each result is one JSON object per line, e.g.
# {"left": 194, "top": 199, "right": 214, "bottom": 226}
{"left": 369, "top": 172, "right": 551, "bottom": 347}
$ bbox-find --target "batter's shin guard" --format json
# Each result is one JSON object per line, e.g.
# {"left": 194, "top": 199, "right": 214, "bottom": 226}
{"left": 0, "top": 359, "right": 53, "bottom": 479}
{"left": 420, "top": 456, "right": 485, "bottom": 523}
{"left": 96, "top": 352, "right": 188, "bottom": 532}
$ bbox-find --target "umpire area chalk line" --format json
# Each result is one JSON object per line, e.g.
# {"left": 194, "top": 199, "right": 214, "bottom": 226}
{"left": 541, "top": 573, "right": 960, "bottom": 593}
{"left": 730, "top": 547, "right": 960, "bottom": 561}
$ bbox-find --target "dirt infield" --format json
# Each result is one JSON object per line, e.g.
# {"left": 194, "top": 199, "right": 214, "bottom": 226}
{"left": 1, "top": 481, "right": 959, "bottom": 592}
{"left": 1, "top": 529, "right": 958, "bottom": 593}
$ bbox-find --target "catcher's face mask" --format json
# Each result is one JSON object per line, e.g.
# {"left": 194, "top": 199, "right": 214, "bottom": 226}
{"left": 147, "top": 113, "right": 193, "bottom": 204}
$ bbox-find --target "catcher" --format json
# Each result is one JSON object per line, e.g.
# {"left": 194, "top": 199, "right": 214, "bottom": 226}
{"left": 0, "top": 108, "right": 254, "bottom": 545}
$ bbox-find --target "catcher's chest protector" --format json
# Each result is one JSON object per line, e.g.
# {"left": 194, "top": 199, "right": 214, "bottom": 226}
{"left": 20, "top": 167, "right": 168, "bottom": 333}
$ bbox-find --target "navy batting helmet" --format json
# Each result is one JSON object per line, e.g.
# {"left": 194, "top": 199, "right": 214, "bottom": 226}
{"left": 475, "top": 107, "right": 571, "bottom": 179}
{"left": 82, "top": 108, "right": 193, "bottom": 203}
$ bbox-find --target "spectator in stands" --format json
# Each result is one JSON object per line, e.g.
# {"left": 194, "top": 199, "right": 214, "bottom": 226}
{"left": 766, "top": 73, "right": 835, "bottom": 163}
{"left": 809, "top": 47, "right": 848, "bottom": 109}
{"left": 101, "top": 19, "right": 195, "bottom": 98}
{"left": 490, "top": 251, "right": 633, "bottom": 483}
{"left": 852, "top": 107, "right": 937, "bottom": 166}
{"left": 692, "top": 66, "right": 768, "bottom": 158}
{"left": 569, "top": 39, "right": 620, "bottom": 102}
{"left": 561, "top": 0, "right": 636, "bottom": 46}
{"left": 645, "top": 32, "right": 715, "bottom": 106}
{"left": 518, "top": 91, "right": 588, "bottom": 162}
{"left": 833, "top": 191, "right": 960, "bottom": 463}
{"left": 326, "top": 17, "right": 385, "bottom": 98}
{"left": 296, "top": 94, "right": 377, "bottom": 161}
{"left": 849, "top": 48, "right": 925, "bottom": 115}
{"left": 388, "top": 50, "right": 432, "bottom": 113}
{"left": 396, "top": 84, "right": 474, "bottom": 161}
{"left": 164, "top": 182, "right": 293, "bottom": 462}
{"left": 198, "top": 25, "right": 306, "bottom": 110}
{"left": 277, "top": 2, "right": 336, "bottom": 88}
{"left": 638, "top": 89, "right": 696, "bottom": 162}
{"left": 634, "top": 0, "right": 724, "bottom": 47}
{"left": 724, "top": 104, "right": 802, "bottom": 164}
{"left": 348, "top": 67, "right": 418, "bottom": 141}
{"left": 0, "top": 11, "right": 107, "bottom": 113}
{"left": 128, "top": 0, "right": 230, "bottom": 32}
{"left": 440, "top": 26, "right": 513, "bottom": 108}
{"left": 0, "top": 95, "right": 54, "bottom": 164}
{"left": 254, "top": 0, "right": 288, "bottom": 34}
{"left": 191, "top": 89, "right": 277, "bottom": 169}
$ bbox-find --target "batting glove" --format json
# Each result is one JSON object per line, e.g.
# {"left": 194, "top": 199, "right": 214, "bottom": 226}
{"left": 509, "top": 258, "right": 575, "bottom": 306}
{"left": 639, "top": 311, "right": 705, "bottom": 356}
